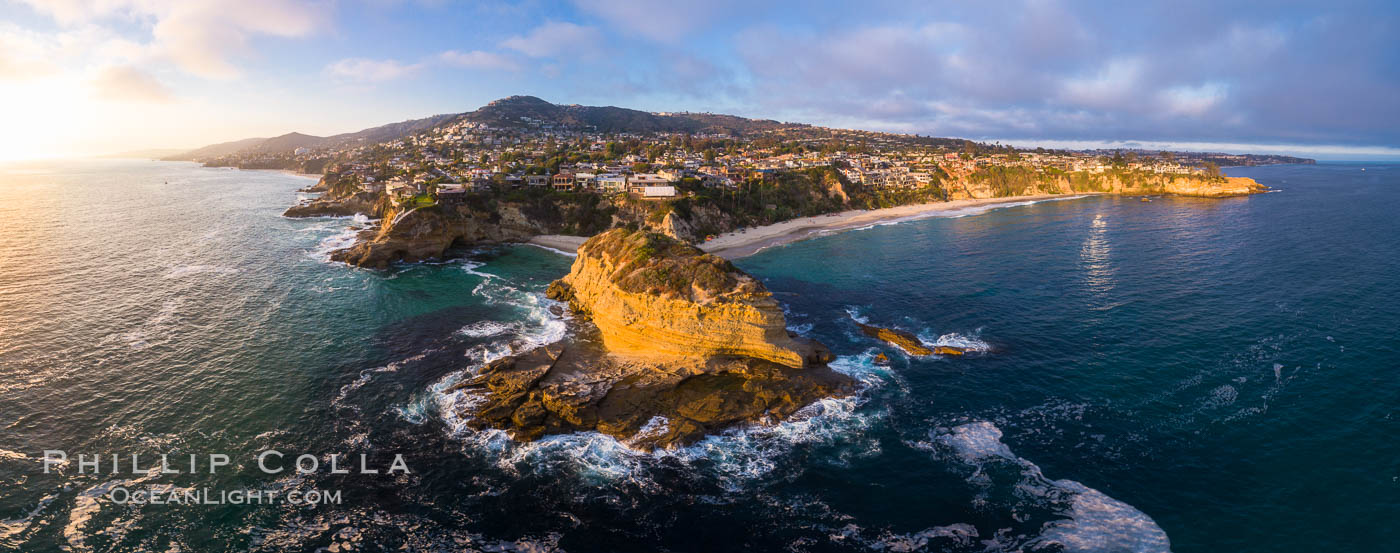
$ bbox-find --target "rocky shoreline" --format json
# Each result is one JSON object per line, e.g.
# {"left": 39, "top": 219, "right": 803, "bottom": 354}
{"left": 451, "top": 229, "right": 856, "bottom": 449}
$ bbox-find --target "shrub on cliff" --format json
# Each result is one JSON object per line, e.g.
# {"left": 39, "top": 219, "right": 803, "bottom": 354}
{"left": 582, "top": 229, "right": 757, "bottom": 302}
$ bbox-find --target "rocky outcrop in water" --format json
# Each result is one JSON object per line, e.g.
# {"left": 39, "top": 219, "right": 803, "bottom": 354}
{"left": 283, "top": 192, "right": 382, "bottom": 218}
{"left": 855, "top": 320, "right": 967, "bottom": 357}
{"left": 329, "top": 204, "right": 555, "bottom": 268}
{"left": 856, "top": 322, "right": 933, "bottom": 356}
{"left": 548, "top": 230, "right": 828, "bottom": 367}
{"left": 453, "top": 229, "right": 855, "bottom": 449}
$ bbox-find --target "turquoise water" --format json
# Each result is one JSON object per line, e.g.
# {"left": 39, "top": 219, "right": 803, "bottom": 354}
{"left": 0, "top": 160, "right": 1395, "bottom": 552}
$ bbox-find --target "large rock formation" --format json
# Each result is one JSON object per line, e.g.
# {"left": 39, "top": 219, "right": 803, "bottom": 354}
{"left": 453, "top": 229, "right": 854, "bottom": 449}
{"left": 548, "top": 229, "right": 825, "bottom": 367}
{"left": 283, "top": 192, "right": 381, "bottom": 218}
{"left": 329, "top": 204, "right": 554, "bottom": 268}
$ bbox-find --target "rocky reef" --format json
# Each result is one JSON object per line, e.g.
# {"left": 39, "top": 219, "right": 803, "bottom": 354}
{"left": 856, "top": 320, "right": 966, "bottom": 357}
{"left": 452, "top": 229, "right": 855, "bottom": 449}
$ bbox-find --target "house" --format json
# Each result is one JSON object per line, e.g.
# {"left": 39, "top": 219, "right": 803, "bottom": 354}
{"left": 641, "top": 186, "right": 677, "bottom": 199}
{"left": 385, "top": 178, "right": 420, "bottom": 206}
{"left": 359, "top": 176, "right": 382, "bottom": 193}
{"left": 436, "top": 182, "right": 467, "bottom": 204}
{"left": 551, "top": 172, "right": 575, "bottom": 191}
{"left": 574, "top": 172, "right": 597, "bottom": 190}
{"left": 525, "top": 175, "right": 549, "bottom": 187}
{"left": 627, "top": 173, "right": 673, "bottom": 194}
{"left": 597, "top": 173, "right": 627, "bottom": 193}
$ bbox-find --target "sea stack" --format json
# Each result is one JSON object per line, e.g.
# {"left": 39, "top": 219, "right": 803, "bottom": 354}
{"left": 453, "top": 229, "right": 854, "bottom": 449}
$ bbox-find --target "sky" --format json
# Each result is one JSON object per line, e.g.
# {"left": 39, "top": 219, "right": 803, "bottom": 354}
{"left": 1, "top": 0, "right": 1397, "bottom": 161}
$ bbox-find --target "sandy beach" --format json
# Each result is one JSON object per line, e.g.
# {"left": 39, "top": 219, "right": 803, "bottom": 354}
{"left": 699, "top": 194, "right": 1093, "bottom": 258}
{"left": 528, "top": 234, "right": 587, "bottom": 254}
{"left": 528, "top": 194, "right": 1092, "bottom": 259}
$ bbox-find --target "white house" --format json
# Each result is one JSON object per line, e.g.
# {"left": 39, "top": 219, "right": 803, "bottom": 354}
{"left": 642, "top": 186, "right": 677, "bottom": 198}
{"left": 597, "top": 174, "right": 627, "bottom": 193}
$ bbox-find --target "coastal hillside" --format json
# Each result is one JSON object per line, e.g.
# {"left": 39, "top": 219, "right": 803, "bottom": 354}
{"left": 460, "top": 95, "right": 794, "bottom": 135}
{"left": 946, "top": 167, "right": 1267, "bottom": 199}
{"left": 166, "top": 96, "right": 786, "bottom": 163}
{"left": 297, "top": 162, "right": 1265, "bottom": 268}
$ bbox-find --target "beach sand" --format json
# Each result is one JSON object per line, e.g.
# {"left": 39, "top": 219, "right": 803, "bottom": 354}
{"left": 528, "top": 235, "right": 587, "bottom": 254}
{"left": 699, "top": 194, "right": 1092, "bottom": 258}
{"left": 527, "top": 194, "right": 1093, "bottom": 259}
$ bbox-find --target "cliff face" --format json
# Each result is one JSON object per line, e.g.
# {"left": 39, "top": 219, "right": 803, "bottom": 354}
{"left": 945, "top": 171, "right": 1266, "bottom": 200}
{"left": 547, "top": 230, "right": 821, "bottom": 368}
{"left": 453, "top": 228, "right": 852, "bottom": 449}
{"left": 329, "top": 203, "right": 555, "bottom": 268}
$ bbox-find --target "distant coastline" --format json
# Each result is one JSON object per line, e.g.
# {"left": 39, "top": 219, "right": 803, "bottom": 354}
{"left": 699, "top": 194, "right": 1094, "bottom": 258}
{"left": 528, "top": 194, "right": 1096, "bottom": 259}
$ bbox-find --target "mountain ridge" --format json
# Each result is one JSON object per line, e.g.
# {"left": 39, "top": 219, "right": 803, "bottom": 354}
{"left": 164, "top": 96, "right": 795, "bottom": 161}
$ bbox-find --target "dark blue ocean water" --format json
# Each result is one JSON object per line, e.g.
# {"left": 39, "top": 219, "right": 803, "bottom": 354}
{"left": 0, "top": 160, "right": 1395, "bottom": 552}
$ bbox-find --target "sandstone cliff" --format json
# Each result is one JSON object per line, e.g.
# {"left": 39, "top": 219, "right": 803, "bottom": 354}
{"left": 943, "top": 169, "right": 1267, "bottom": 201}
{"left": 547, "top": 229, "right": 824, "bottom": 368}
{"left": 453, "top": 228, "right": 853, "bottom": 449}
{"left": 329, "top": 203, "right": 555, "bottom": 268}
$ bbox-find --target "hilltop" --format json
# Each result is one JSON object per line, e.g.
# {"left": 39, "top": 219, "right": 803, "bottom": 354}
{"left": 165, "top": 96, "right": 793, "bottom": 162}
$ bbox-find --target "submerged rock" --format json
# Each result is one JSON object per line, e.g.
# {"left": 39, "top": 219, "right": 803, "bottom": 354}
{"left": 932, "top": 346, "right": 966, "bottom": 356}
{"left": 455, "top": 229, "right": 855, "bottom": 449}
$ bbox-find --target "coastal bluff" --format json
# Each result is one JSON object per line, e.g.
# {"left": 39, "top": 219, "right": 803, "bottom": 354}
{"left": 547, "top": 230, "right": 824, "bottom": 367}
{"left": 452, "top": 229, "right": 854, "bottom": 449}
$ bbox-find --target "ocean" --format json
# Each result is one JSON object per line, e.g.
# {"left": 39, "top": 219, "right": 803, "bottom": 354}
{"left": 0, "top": 159, "right": 1395, "bottom": 552}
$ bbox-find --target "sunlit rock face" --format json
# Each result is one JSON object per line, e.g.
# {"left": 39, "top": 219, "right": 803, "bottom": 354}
{"left": 549, "top": 229, "right": 827, "bottom": 368}
{"left": 452, "top": 229, "right": 852, "bottom": 450}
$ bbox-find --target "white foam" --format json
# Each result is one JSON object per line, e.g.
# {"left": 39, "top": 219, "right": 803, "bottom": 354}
{"left": 523, "top": 243, "right": 579, "bottom": 257}
{"left": 431, "top": 352, "right": 890, "bottom": 491}
{"left": 333, "top": 352, "right": 429, "bottom": 410}
{"left": 787, "top": 322, "right": 814, "bottom": 335}
{"left": 1031, "top": 481, "right": 1171, "bottom": 553}
{"left": 846, "top": 196, "right": 1090, "bottom": 234}
{"left": 933, "top": 421, "right": 1015, "bottom": 461}
{"left": 310, "top": 227, "right": 362, "bottom": 262}
{"left": 918, "top": 329, "right": 993, "bottom": 354}
{"left": 857, "top": 523, "right": 979, "bottom": 552}
{"left": 919, "top": 422, "right": 1171, "bottom": 553}
{"left": 457, "top": 320, "right": 521, "bottom": 338}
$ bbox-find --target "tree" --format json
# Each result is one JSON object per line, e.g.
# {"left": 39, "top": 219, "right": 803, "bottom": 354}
{"left": 1203, "top": 161, "right": 1222, "bottom": 178}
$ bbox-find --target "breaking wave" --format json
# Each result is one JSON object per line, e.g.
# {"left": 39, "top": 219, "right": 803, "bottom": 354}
{"left": 913, "top": 421, "right": 1171, "bottom": 553}
{"left": 917, "top": 328, "right": 993, "bottom": 354}
{"left": 428, "top": 345, "right": 891, "bottom": 492}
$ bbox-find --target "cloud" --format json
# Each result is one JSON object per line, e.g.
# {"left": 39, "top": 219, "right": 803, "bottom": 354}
{"left": 720, "top": 0, "right": 1400, "bottom": 146}
{"left": 91, "top": 65, "right": 175, "bottom": 102}
{"left": 324, "top": 58, "right": 423, "bottom": 82}
{"left": 501, "top": 21, "right": 603, "bottom": 59}
{"left": 439, "top": 50, "right": 519, "bottom": 71}
{"left": 19, "top": 0, "right": 325, "bottom": 79}
{"left": 0, "top": 27, "right": 57, "bottom": 79}
{"left": 570, "top": 0, "right": 743, "bottom": 43}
